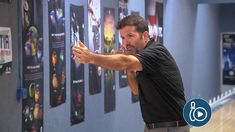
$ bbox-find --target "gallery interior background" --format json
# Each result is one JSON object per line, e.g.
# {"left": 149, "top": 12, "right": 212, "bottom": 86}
{"left": 1, "top": 0, "right": 235, "bottom": 132}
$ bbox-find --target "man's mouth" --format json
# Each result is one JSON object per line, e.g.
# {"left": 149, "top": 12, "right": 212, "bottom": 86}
{"left": 127, "top": 45, "right": 137, "bottom": 51}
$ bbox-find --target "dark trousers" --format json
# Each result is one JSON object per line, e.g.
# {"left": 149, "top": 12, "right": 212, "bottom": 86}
{"left": 144, "top": 125, "right": 190, "bottom": 132}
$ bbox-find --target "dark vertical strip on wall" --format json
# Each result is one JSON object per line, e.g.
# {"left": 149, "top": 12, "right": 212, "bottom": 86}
{"left": 70, "top": 4, "right": 85, "bottom": 125}
{"left": 88, "top": 0, "right": 102, "bottom": 95}
{"left": 103, "top": 7, "right": 116, "bottom": 113}
{"left": 22, "top": 0, "right": 44, "bottom": 131}
{"left": 48, "top": 0, "right": 66, "bottom": 107}
{"left": 145, "top": 0, "right": 163, "bottom": 43}
{"left": 118, "top": 0, "right": 129, "bottom": 88}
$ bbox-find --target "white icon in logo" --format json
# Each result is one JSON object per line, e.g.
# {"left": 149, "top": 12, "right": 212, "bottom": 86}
{"left": 189, "top": 101, "right": 207, "bottom": 122}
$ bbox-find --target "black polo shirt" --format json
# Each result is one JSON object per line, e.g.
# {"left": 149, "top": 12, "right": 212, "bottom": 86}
{"left": 134, "top": 40, "right": 186, "bottom": 123}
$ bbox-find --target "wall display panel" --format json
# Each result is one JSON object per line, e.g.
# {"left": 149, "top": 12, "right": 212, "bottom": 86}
{"left": 103, "top": 8, "right": 116, "bottom": 113}
{"left": 88, "top": 0, "right": 102, "bottom": 95}
{"left": 48, "top": 0, "right": 66, "bottom": 107}
{"left": 118, "top": 0, "right": 128, "bottom": 88}
{"left": 145, "top": 0, "right": 163, "bottom": 43}
{"left": 221, "top": 33, "right": 235, "bottom": 84}
{"left": 70, "top": 4, "right": 85, "bottom": 125}
{"left": 21, "top": 0, "right": 44, "bottom": 131}
{"left": 0, "top": 27, "right": 12, "bottom": 75}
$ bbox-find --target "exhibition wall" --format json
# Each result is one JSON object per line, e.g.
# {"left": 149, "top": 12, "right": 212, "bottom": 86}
{"left": 1, "top": 0, "right": 235, "bottom": 132}
{"left": 165, "top": 0, "right": 235, "bottom": 102}
{"left": 42, "top": 0, "right": 145, "bottom": 132}
{"left": 219, "top": 4, "right": 235, "bottom": 93}
{"left": 0, "top": 1, "right": 21, "bottom": 132}
{"left": 220, "top": 4, "right": 235, "bottom": 32}
{"left": 191, "top": 4, "right": 221, "bottom": 100}
{"left": 164, "top": 0, "right": 198, "bottom": 100}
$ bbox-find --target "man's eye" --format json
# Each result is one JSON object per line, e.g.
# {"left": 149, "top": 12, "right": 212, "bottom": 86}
{"left": 128, "top": 34, "right": 133, "bottom": 38}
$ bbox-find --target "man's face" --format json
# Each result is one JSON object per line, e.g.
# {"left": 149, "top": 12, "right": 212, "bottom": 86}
{"left": 120, "top": 26, "right": 146, "bottom": 52}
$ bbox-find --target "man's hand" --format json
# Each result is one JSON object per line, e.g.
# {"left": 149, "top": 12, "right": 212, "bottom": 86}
{"left": 123, "top": 45, "right": 137, "bottom": 55}
{"left": 72, "top": 41, "right": 94, "bottom": 64}
{"left": 72, "top": 41, "right": 142, "bottom": 71}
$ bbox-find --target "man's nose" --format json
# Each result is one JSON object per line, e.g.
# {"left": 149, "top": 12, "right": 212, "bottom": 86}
{"left": 120, "top": 43, "right": 126, "bottom": 50}
{"left": 122, "top": 39, "right": 130, "bottom": 47}
{"left": 121, "top": 40, "right": 126, "bottom": 49}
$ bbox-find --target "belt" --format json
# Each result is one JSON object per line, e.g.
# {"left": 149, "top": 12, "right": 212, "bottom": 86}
{"left": 146, "top": 120, "right": 188, "bottom": 129}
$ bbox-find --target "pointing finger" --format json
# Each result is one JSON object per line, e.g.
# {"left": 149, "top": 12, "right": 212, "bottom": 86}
{"left": 79, "top": 41, "right": 86, "bottom": 47}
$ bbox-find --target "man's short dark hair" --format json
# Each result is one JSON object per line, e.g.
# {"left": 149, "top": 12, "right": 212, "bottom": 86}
{"left": 116, "top": 14, "right": 149, "bottom": 33}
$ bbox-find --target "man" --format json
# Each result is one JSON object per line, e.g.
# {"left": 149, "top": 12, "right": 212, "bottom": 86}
{"left": 72, "top": 14, "right": 189, "bottom": 132}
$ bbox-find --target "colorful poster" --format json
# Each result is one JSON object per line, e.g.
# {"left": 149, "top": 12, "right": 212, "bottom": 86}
{"left": 222, "top": 33, "right": 235, "bottom": 84}
{"left": 88, "top": 0, "right": 101, "bottom": 95}
{"left": 48, "top": 0, "right": 66, "bottom": 107}
{"left": 0, "top": 27, "right": 12, "bottom": 75}
{"left": 145, "top": 0, "right": 163, "bottom": 43}
{"left": 103, "top": 8, "right": 116, "bottom": 113}
{"left": 118, "top": 0, "right": 128, "bottom": 88}
{"left": 118, "top": 0, "right": 128, "bottom": 20}
{"left": 21, "top": 0, "right": 44, "bottom": 131}
{"left": 70, "top": 4, "right": 85, "bottom": 125}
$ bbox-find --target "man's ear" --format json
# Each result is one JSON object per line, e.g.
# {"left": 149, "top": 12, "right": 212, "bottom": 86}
{"left": 143, "top": 31, "right": 149, "bottom": 42}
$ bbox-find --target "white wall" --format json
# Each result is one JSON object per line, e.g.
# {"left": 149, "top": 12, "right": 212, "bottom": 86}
{"left": 0, "top": 1, "right": 21, "bottom": 131}
{"left": 164, "top": 0, "right": 222, "bottom": 101}
{"left": 164, "top": 0, "right": 198, "bottom": 100}
{"left": 192, "top": 4, "right": 221, "bottom": 100}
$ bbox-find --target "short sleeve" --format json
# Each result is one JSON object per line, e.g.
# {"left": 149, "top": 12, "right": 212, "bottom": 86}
{"left": 134, "top": 48, "right": 165, "bottom": 73}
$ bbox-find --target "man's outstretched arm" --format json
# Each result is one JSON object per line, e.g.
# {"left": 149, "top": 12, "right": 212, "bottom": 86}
{"left": 72, "top": 42, "right": 142, "bottom": 72}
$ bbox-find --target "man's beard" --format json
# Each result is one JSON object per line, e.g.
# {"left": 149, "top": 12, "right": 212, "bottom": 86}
{"left": 125, "top": 45, "right": 138, "bottom": 55}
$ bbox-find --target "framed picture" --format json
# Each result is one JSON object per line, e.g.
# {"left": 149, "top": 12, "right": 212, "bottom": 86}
{"left": 221, "top": 32, "right": 235, "bottom": 85}
{"left": 145, "top": 0, "right": 163, "bottom": 43}
{"left": 0, "top": 27, "right": 12, "bottom": 75}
